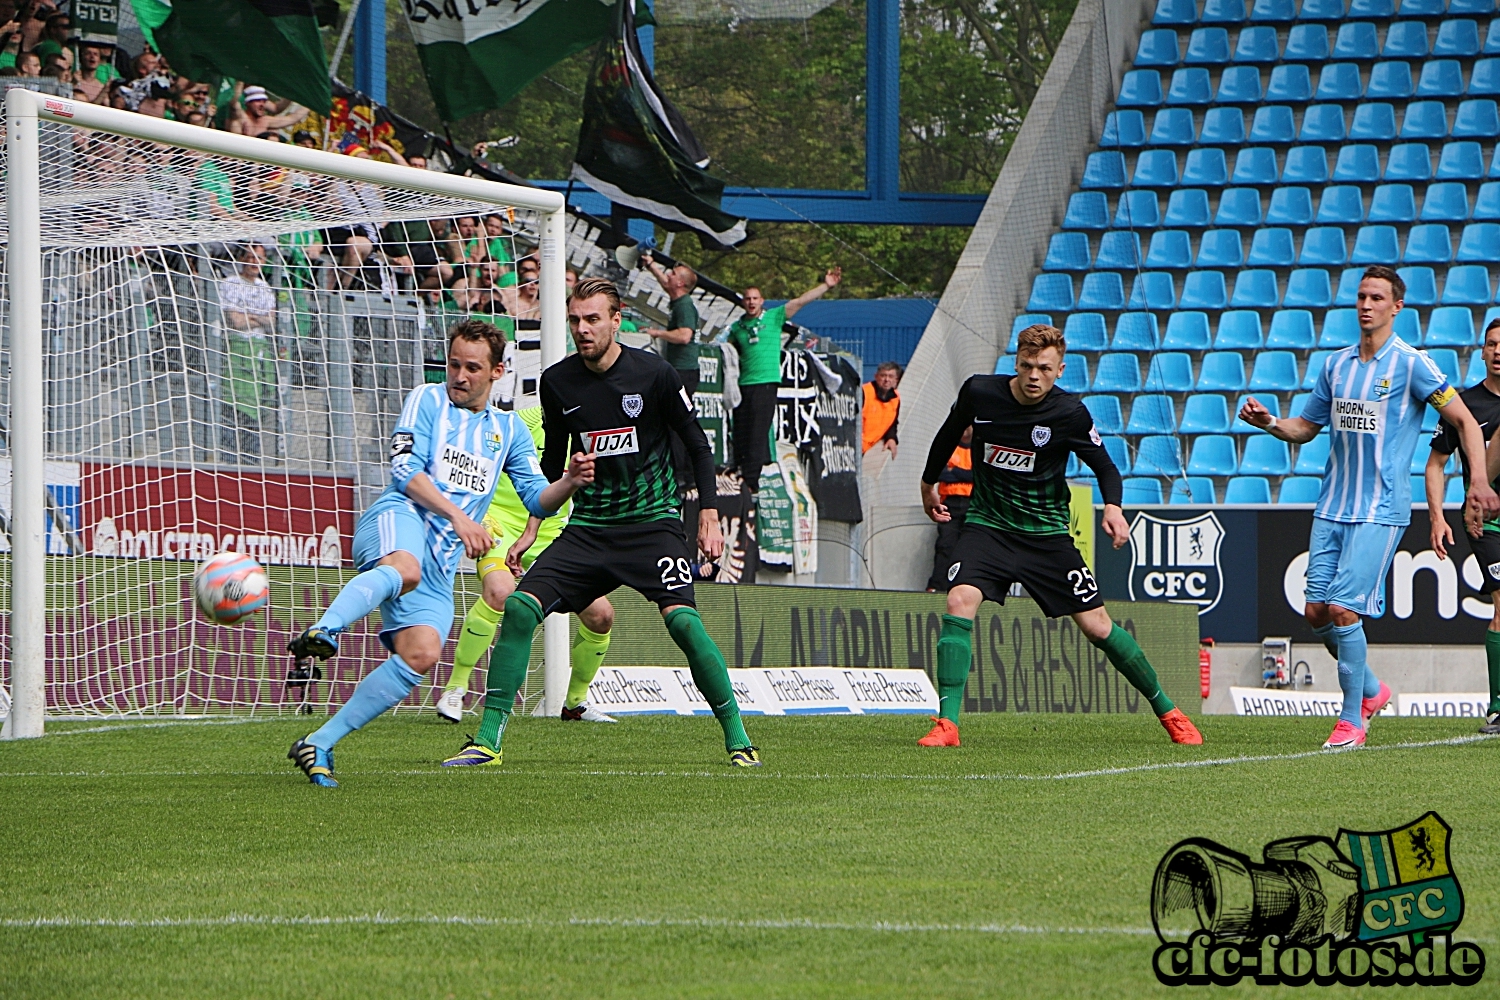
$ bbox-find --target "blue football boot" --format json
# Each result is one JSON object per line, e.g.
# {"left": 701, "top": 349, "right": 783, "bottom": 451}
{"left": 288, "top": 737, "right": 338, "bottom": 787}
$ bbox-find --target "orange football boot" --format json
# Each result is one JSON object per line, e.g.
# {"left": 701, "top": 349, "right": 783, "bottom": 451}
{"left": 1158, "top": 708, "right": 1203, "bottom": 745}
{"left": 917, "top": 716, "right": 961, "bottom": 747}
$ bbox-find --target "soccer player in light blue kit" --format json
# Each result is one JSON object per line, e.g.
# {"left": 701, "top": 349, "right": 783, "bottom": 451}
{"left": 1242, "top": 266, "right": 1500, "bottom": 749}
{"left": 286, "top": 319, "right": 593, "bottom": 787}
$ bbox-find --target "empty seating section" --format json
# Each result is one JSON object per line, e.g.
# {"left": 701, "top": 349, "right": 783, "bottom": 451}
{"left": 1030, "top": 0, "right": 1500, "bottom": 503}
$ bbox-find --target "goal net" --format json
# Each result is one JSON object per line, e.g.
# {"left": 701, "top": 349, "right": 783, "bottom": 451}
{"left": 0, "top": 91, "right": 568, "bottom": 732}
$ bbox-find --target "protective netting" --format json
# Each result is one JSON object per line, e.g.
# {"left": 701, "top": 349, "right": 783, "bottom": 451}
{"left": 1, "top": 121, "right": 558, "bottom": 717}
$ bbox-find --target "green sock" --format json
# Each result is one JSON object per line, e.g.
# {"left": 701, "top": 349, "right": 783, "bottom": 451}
{"left": 1093, "top": 624, "right": 1175, "bottom": 717}
{"left": 476, "top": 592, "right": 544, "bottom": 751}
{"left": 566, "top": 622, "right": 611, "bottom": 709}
{"left": 664, "top": 606, "right": 750, "bottom": 751}
{"left": 936, "top": 614, "right": 974, "bottom": 724}
{"left": 447, "top": 597, "right": 503, "bottom": 693}
{"left": 1487, "top": 630, "right": 1500, "bottom": 716}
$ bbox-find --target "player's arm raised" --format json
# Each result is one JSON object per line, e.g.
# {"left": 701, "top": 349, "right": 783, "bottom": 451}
{"left": 921, "top": 382, "right": 973, "bottom": 523}
{"left": 1071, "top": 408, "right": 1129, "bottom": 548}
{"left": 662, "top": 368, "right": 723, "bottom": 559}
{"left": 1238, "top": 396, "right": 1323, "bottom": 444}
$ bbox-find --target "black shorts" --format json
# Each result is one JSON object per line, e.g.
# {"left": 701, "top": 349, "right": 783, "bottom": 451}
{"left": 520, "top": 520, "right": 697, "bottom": 614}
{"left": 1470, "top": 531, "right": 1500, "bottom": 595}
{"left": 944, "top": 523, "right": 1103, "bottom": 618}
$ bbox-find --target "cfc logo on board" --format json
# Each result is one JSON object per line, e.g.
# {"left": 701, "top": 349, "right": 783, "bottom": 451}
{"left": 1127, "top": 511, "right": 1224, "bottom": 614}
{"left": 1151, "top": 813, "right": 1484, "bottom": 987}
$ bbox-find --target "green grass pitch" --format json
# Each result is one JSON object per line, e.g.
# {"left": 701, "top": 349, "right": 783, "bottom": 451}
{"left": 1, "top": 713, "right": 1497, "bottom": 998}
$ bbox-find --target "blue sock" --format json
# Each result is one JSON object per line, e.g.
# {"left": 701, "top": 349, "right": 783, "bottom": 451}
{"left": 1332, "top": 622, "right": 1367, "bottom": 727}
{"left": 307, "top": 655, "right": 423, "bottom": 750}
{"left": 1362, "top": 666, "right": 1381, "bottom": 699}
{"left": 1311, "top": 621, "right": 1339, "bottom": 658}
{"left": 314, "top": 564, "right": 403, "bottom": 633}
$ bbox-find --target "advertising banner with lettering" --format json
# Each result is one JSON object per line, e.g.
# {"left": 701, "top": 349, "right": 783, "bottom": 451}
{"left": 585, "top": 665, "right": 938, "bottom": 716}
{"left": 808, "top": 353, "right": 862, "bottom": 523}
{"left": 71, "top": 0, "right": 121, "bottom": 45}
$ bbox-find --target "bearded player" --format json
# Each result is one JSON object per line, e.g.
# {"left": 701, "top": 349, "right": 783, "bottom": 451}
{"left": 918, "top": 323, "right": 1203, "bottom": 748}
{"left": 442, "top": 278, "right": 760, "bottom": 768}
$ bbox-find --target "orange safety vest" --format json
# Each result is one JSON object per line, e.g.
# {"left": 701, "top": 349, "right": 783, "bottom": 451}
{"left": 862, "top": 383, "right": 899, "bottom": 453}
{"left": 937, "top": 445, "right": 973, "bottom": 497}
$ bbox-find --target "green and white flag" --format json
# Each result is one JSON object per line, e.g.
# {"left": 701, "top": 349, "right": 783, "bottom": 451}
{"left": 402, "top": 0, "right": 615, "bottom": 122}
{"left": 128, "top": 0, "right": 331, "bottom": 113}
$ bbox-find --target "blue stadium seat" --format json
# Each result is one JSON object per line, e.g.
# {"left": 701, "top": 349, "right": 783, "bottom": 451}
{"left": 1153, "top": 0, "right": 1197, "bottom": 23}
{"left": 1163, "top": 311, "right": 1214, "bottom": 350}
{"left": 1182, "top": 147, "right": 1230, "bottom": 185}
{"left": 1473, "top": 60, "right": 1500, "bottom": 103}
{"left": 1406, "top": 223, "right": 1455, "bottom": 262}
{"left": 1127, "top": 272, "right": 1178, "bottom": 310}
{"left": 1147, "top": 229, "right": 1194, "bottom": 268}
{"left": 1216, "top": 310, "right": 1265, "bottom": 348}
{"left": 1300, "top": 0, "right": 1346, "bottom": 17}
{"left": 1204, "top": 0, "right": 1249, "bottom": 21}
{"left": 1171, "top": 477, "right": 1220, "bottom": 504}
{"left": 1127, "top": 395, "right": 1178, "bottom": 434}
{"left": 1010, "top": 313, "right": 1053, "bottom": 348}
{"left": 1289, "top": 392, "right": 1313, "bottom": 418}
{"left": 1317, "top": 63, "right": 1364, "bottom": 100}
{"left": 1456, "top": 222, "right": 1500, "bottom": 260}
{"left": 1490, "top": 145, "right": 1500, "bottom": 177}
{"left": 1394, "top": 307, "right": 1425, "bottom": 340}
{"left": 1332, "top": 145, "right": 1381, "bottom": 183}
{"left": 1385, "top": 143, "right": 1433, "bottom": 181}
{"left": 1301, "top": 105, "right": 1348, "bottom": 142}
{"left": 1428, "top": 347, "right": 1463, "bottom": 385}
{"left": 1198, "top": 351, "right": 1249, "bottom": 390}
{"left": 1283, "top": 146, "right": 1330, "bottom": 183}
{"left": 1350, "top": 0, "right": 1395, "bottom": 13}
{"left": 1198, "top": 228, "right": 1246, "bottom": 266}
{"left": 1240, "top": 436, "right": 1293, "bottom": 475}
{"left": 1468, "top": 343, "right": 1490, "bottom": 381}
{"left": 1300, "top": 227, "right": 1349, "bottom": 265}
{"left": 1303, "top": 350, "right": 1337, "bottom": 388}
{"left": 1226, "top": 476, "right": 1274, "bottom": 502}
{"left": 1334, "top": 266, "right": 1366, "bottom": 304}
{"left": 1063, "top": 312, "right": 1112, "bottom": 351}
{"left": 1421, "top": 405, "right": 1441, "bottom": 432}
{"left": 1200, "top": 107, "right": 1248, "bottom": 144}
{"left": 1103, "top": 435, "right": 1132, "bottom": 473}
{"left": 1279, "top": 476, "right": 1324, "bottom": 502}
{"left": 1350, "top": 103, "right": 1399, "bottom": 141}
{"left": 1250, "top": 349, "right": 1303, "bottom": 389}
{"left": 1235, "top": 25, "right": 1282, "bottom": 61}
{"left": 1250, "top": 105, "right": 1297, "bottom": 143}
{"left": 1057, "top": 355, "right": 1091, "bottom": 393}
{"left": 1453, "top": 99, "right": 1500, "bottom": 137}
{"left": 1188, "top": 435, "right": 1240, "bottom": 475}
{"left": 1123, "top": 477, "right": 1166, "bottom": 504}
{"left": 1113, "top": 311, "right": 1163, "bottom": 350}
{"left": 1094, "top": 353, "right": 1144, "bottom": 392}
{"left": 1284, "top": 268, "right": 1335, "bottom": 306}
{"left": 1285, "top": 23, "right": 1332, "bottom": 59}
{"left": 1165, "top": 188, "right": 1213, "bottom": 226}
{"left": 1150, "top": 108, "right": 1197, "bottom": 146}
{"left": 1418, "top": 60, "right": 1466, "bottom": 98}
{"left": 1399, "top": 266, "right": 1440, "bottom": 304}
{"left": 1028, "top": 274, "right": 1075, "bottom": 311}
{"left": 1402, "top": 101, "right": 1450, "bottom": 139}
{"left": 1216, "top": 187, "right": 1264, "bottom": 225}
{"left": 1133, "top": 149, "right": 1180, "bottom": 187}
{"left": 1234, "top": 392, "right": 1282, "bottom": 431}
{"left": 1079, "top": 271, "right": 1128, "bottom": 309}
{"left": 1436, "top": 19, "right": 1482, "bottom": 57}
{"left": 1134, "top": 436, "right": 1186, "bottom": 476}
{"left": 1369, "top": 183, "right": 1419, "bottom": 222}
{"left": 1232, "top": 268, "right": 1283, "bottom": 306}
{"left": 1488, "top": 15, "right": 1500, "bottom": 52}
{"left": 1180, "top": 270, "right": 1230, "bottom": 308}
{"left": 1267, "top": 63, "right": 1314, "bottom": 101}
{"left": 995, "top": 354, "right": 1017, "bottom": 375}
{"left": 1335, "top": 22, "right": 1381, "bottom": 59}
{"left": 1366, "top": 60, "right": 1415, "bottom": 99}
{"left": 1384, "top": 21, "right": 1431, "bottom": 58}
{"left": 1064, "top": 192, "right": 1111, "bottom": 230}
{"left": 1217, "top": 65, "right": 1266, "bottom": 102}
{"left": 1083, "top": 394, "right": 1125, "bottom": 433}
{"left": 1267, "top": 311, "right": 1318, "bottom": 348}
{"left": 1182, "top": 395, "right": 1230, "bottom": 434}
{"left": 1437, "top": 141, "right": 1486, "bottom": 178}
{"left": 1232, "top": 146, "right": 1280, "bottom": 185}
{"left": 1473, "top": 181, "right": 1500, "bottom": 218}
{"left": 1352, "top": 224, "right": 1402, "bottom": 262}
{"left": 1118, "top": 70, "right": 1165, "bottom": 107}
{"left": 1102, "top": 110, "right": 1149, "bottom": 147}
{"left": 1452, "top": 0, "right": 1496, "bottom": 13}
{"left": 1044, "top": 232, "right": 1093, "bottom": 271}
{"left": 1426, "top": 305, "right": 1478, "bottom": 345}
{"left": 1421, "top": 181, "right": 1472, "bottom": 220}
{"left": 1135, "top": 29, "right": 1182, "bottom": 67}
{"left": 1082, "top": 151, "right": 1128, "bottom": 188}
{"left": 1321, "top": 309, "right": 1360, "bottom": 345}
{"left": 1268, "top": 186, "right": 1316, "bottom": 224}
{"left": 1294, "top": 432, "right": 1332, "bottom": 473}
{"left": 1146, "top": 351, "right": 1196, "bottom": 391}
{"left": 1096, "top": 230, "right": 1144, "bottom": 269}
{"left": 1446, "top": 475, "right": 1466, "bottom": 503}
{"left": 1168, "top": 68, "right": 1214, "bottom": 104}
{"left": 1485, "top": 304, "right": 1500, "bottom": 331}
{"left": 1400, "top": 0, "right": 1445, "bottom": 14}
{"left": 1115, "top": 190, "right": 1162, "bottom": 227}
{"left": 1186, "top": 27, "right": 1233, "bottom": 63}
{"left": 1248, "top": 227, "right": 1297, "bottom": 265}
{"left": 1252, "top": 0, "right": 1296, "bottom": 19}
{"left": 1442, "top": 263, "right": 1494, "bottom": 302}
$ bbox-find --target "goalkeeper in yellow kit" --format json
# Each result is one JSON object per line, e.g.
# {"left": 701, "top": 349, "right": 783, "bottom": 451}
{"left": 435, "top": 405, "right": 618, "bottom": 724}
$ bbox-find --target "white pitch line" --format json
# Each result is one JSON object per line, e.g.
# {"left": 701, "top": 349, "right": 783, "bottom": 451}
{"left": 46, "top": 717, "right": 284, "bottom": 737}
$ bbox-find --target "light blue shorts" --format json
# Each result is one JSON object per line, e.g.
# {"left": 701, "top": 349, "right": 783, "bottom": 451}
{"left": 1304, "top": 517, "right": 1405, "bottom": 618}
{"left": 352, "top": 494, "right": 459, "bottom": 650}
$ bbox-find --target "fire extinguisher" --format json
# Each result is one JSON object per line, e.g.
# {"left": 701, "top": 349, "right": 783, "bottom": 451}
{"left": 1199, "top": 637, "right": 1214, "bottom": 700}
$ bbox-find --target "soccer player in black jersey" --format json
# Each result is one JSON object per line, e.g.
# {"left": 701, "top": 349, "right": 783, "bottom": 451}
{"left": 442, "top": 278, "right": 761, "bottom": 768}
{"left": 918, "top": 324, "right": 1203, "bottom": 747}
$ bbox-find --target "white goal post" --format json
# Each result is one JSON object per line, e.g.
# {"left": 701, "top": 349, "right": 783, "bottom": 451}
{"left": 1, "top": 88, "right": 572, "bottom": 738}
